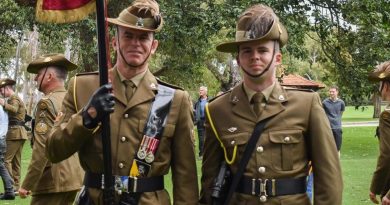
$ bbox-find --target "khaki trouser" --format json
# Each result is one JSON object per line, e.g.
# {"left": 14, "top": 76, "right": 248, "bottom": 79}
{"left": 5, "top": 139, "right": 26, "bottom": 190}
{"left": 31, "top": 191, "right": 78, "bottom": 205}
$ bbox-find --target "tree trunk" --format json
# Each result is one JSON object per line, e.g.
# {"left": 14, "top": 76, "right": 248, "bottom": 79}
{"left": 373, "top": 92, "right": 381, "bottom": 118}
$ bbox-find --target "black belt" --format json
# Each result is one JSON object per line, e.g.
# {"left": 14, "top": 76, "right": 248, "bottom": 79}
{"left": 84, "top": 172, "right": 164, "bottom": 193}
{"left": 237, "top": 176, "right": 307, "bottom": 197}
{"left": 9, "top": 120, "right": 24, "bottom": 126}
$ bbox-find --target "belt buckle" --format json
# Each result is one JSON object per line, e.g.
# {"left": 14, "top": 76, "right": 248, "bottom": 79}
{"left": 258, "top": 179, "right": 268, "bottom": 202}
{"left": 114, "top": 176, "right": 129, "bottom": 195}
{"left": 129, "top": 176, "right": 138, "bottom": 193}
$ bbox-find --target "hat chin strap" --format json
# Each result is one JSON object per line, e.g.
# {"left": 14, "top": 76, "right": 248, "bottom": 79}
{"left": 38, "top": 67, "right": 49, "bottom": 92}
{"left": 116, "top": 27, "right": 153, "bottom": 68}
{"left": 241, "top": 41, "right": 276, "bottom": 79}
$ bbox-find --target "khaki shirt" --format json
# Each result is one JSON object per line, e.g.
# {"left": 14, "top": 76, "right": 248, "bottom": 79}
{"left": 200, "top": 82, "right": 343, "bottom": 205}
{"left": 46, "top": 68, "right": 198, "bottom": 205}
{"left": 22, "top": 87, "right": 83, "bottom": 195}
{"left": 4, "top": 94, "right": 27, "bottom": 140}
{"left": 370, "top": 105, "right": 390, "bottom": 198}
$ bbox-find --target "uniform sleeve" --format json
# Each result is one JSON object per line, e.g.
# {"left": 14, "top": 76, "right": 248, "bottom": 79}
{"left": 199, "top": 105, "right": 225, "bottom": 205}
{"left": 309, "top": 93, "right": 343, "bottom": 205}
{"left": 170, "top": 91, "right": 199, "bottom": 205}
{"left": 46, "top": 77, "right": 95, "bottom": 163}
{"left": 4, "top": 97, "right": 20, "bottom": 114}
{"left": 22, "top": 100, "right": 54, "bottom": 191}
{"left": 370, "top": 115, "right": 390, "bottom": 195}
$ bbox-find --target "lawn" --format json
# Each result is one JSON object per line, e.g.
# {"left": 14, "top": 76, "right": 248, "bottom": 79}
{"left": 0, "top": 106, "right": 383, "bottom": 204}
{"left": 342, "top": 105, "right": 381, "bottom": 122}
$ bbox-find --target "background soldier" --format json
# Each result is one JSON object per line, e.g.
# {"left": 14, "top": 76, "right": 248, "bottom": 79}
{"left": 368, "top": 61, "right": 390, "bottom": 205}
{"left": 18, "top": 54, "right": 84, "bottom": 204}
{"left": 46, "top": 0, "right": 198, "bottom": 204}
{"left": 199, "top": 4, "right": 343, "bottom": 205}
{"left": 0, "top": 78, "right": 27, "bottom": 192}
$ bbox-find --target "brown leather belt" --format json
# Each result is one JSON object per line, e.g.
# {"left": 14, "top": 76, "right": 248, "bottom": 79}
{"left": 236, "top": 176, "right": 307, "bottom": 197}
{"left": 8, "top": 120, "right": 24, "bottom": 127}
{"left": 84, "top": 172, "right": 164, "bottom": 193}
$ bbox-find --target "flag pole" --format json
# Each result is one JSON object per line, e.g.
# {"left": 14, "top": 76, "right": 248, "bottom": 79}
{"left": 95, "top": 0, "right": 114, "bottom": 204}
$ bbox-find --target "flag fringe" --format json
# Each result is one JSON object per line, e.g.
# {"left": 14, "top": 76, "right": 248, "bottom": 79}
{"left": 36, "top": 0, "right": 96, "bottom": 23}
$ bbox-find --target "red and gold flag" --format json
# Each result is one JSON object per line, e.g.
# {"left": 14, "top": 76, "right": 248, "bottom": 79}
{"left": 36, "top": 0, "right": 96, "bottom": 23}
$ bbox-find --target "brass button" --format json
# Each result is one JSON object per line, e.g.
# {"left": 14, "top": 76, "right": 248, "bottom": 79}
{"left": 260, "top": 195, "right": 267, "bottom": 202}
{"left": 124, "top": 114, "right": 129, "bottom": 118}
{"left": 284, "top": 136, "right": 290, "bottom": 142}
{"left": 118, "top": 163, "right": 124, "bottom": 169}
{"left": 230, "top": 140, "right": 235, "bottom": 145}
{"left": 121, "top": 136, "right": 126, "bottom": 142}
{"left": 258, "top": 166, "right": 266, "bottom": 173}
{"left": 256, "top": 146, "right": 264, "bottom": 153}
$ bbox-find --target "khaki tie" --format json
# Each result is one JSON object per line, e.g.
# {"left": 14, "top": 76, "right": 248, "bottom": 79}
{"left": 124, "top": 80, "right": 136, "bottom": 102}
{"left": 252, "top": 92, "right": 264, "bottom": 117}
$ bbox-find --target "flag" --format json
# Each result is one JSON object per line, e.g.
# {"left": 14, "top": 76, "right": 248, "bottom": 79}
{"left": 36, "top": 0, "right": 96, "bottom": 23}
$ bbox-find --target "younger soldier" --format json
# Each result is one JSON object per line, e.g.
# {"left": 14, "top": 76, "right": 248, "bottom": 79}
{"left": 199, "top": 4, "right": 343, "bottom": 205}
{"left": 368, "top": 61, "right": 390, "bottom": 205}
{"left": 0, "top": 78, "right": 27, "bottom": 191}
{"left": 46, "top": 0, "right": 198, "bottom": 204}
{"left": 18, "top": 54, "right": 84, "bottom": 204}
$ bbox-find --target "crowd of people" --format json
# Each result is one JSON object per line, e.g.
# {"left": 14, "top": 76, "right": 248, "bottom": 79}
{"left": 0, "top": 0, "right": 389, "bottom": 205}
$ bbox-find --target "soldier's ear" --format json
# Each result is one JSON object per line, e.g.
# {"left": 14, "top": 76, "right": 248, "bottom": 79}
{"left": 111, "top": 37, "right": 118, "bottom": 51}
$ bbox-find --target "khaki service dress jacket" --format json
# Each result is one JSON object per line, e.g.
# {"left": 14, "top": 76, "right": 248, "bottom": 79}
{"left": 22, "top": 87, "right": 83, "bottom": 196}
{"left": 4, "top": 94, "right": 27, "bottom": 140}
{"left": 46, "top": 68, "right": 198, "bottom": 205}
{"left": 200, "top": 82, "right": 343, "bottom": 205}
{"left": 370, "top": 106, "right": 390, "bottom": 199}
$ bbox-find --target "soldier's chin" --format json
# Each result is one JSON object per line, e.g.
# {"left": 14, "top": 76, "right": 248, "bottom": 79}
{"left": 247, "top": 74, "right": 266, "bottom": 83}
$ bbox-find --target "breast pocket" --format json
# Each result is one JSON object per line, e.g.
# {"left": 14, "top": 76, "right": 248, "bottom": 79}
{"left": 220, "top": 132, "right": 250, "bottom": 163}
{"left": 269, "top": 130, "right": 304, "bottom": 171}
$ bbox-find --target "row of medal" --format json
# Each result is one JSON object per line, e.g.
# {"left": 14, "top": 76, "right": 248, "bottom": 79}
{"left": 137, "top": 135, "right": 160, "bottom": 163}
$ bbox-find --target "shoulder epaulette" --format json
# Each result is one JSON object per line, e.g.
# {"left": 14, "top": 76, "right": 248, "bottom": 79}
{"left": 208, "top": 90, "right": 231, "bottom": 103}
{"left": 283, "top": 86, "right": 314, "bottom": 92}
{"left": 156, "top": 78, "right": 183, "bottom": 90}
{"left": 76, "top": 71, "right": 99, "bottom": 76}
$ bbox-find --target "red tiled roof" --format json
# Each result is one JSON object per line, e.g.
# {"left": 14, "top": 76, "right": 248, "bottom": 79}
{"left": 281, "top": 74, "right": 325, "bottom": 88}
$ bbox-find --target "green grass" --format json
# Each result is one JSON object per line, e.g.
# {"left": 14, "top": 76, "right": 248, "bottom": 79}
{"left": 1, "top": 106, "right": 384, "bottom": 204}
{"left": 342, "top": 105, "right": 381, "bottom": 122}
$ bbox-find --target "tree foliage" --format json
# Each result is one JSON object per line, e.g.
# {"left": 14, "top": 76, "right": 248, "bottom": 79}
{"left": 0, "top": 0, "right": 389, "bottom": 104}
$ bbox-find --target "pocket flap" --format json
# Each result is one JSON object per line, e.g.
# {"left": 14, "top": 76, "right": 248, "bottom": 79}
{"left": 269, "top": 130, "right": 302, "bottom": 144}
{"left": 220, "top": 132, "right": 250, "bottom": 148}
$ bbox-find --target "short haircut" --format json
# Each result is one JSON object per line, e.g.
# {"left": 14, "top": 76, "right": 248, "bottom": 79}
{"left": 329, "top": 85, "right": 339, "bottom": 91}
{"left": 200, "top": 86, "right": 208, "bottom": 92}
{"left": 50, "top": 66, "right": 68, "bottom": 81}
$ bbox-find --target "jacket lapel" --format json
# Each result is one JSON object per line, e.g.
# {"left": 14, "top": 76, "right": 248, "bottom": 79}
{"left": 111, "top": 67, "right": 127, "bottom": 105}
{"left": 126, "top": 70, "right": 157, "bottom": 110}
{"left": 231, "top": 83, "right": 257, "bottom": 122}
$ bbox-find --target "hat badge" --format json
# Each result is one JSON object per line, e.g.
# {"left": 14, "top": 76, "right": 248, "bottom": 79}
{"left": 379, "top": 72, "right": 386, "bottom": 79}
{"left": 136, "top": 17, "right": 144, "bottom": 27}
{"left": 43, "top": 57, "right": 52, "bottom": 62}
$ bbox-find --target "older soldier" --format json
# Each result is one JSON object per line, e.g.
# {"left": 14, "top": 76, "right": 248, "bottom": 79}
{"left": 368, "top": 61, "right": 390, "bottom": 205}
{"left": 199, "top": 4, "right": 343, "bottom": 205}
{"left": 17, "top": 54, "right": 84, "bottom": 204}
{"left": 46, "top": 0, "right": 198, "bottom": 205}
{"left": 0, "top": 78, "right": 27, "bottom": 192}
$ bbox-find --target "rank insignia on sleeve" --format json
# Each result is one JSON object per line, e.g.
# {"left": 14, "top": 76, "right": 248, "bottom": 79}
{"left": 381, "top": 112, "right": 389, "bottom": 120}
{"left": 39, "top": 102, "right": 48, "bottom": 110}
{"left": 35, "top": 121, "right": 48, "bottom": 134}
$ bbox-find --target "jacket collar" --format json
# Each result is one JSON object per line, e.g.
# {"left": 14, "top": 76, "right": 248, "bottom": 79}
{"left": 230, "top": 82, "right": 287, "bottom": 122}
